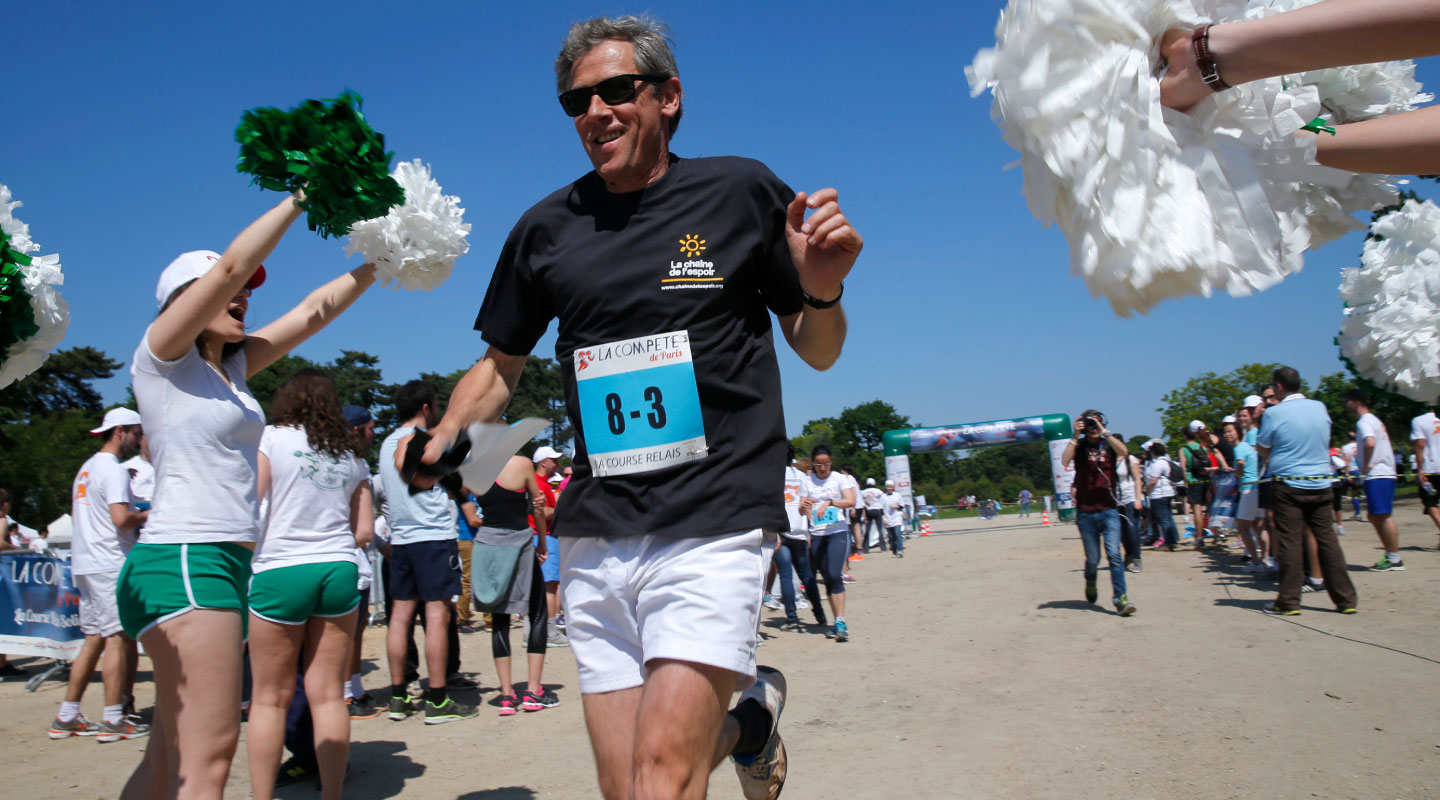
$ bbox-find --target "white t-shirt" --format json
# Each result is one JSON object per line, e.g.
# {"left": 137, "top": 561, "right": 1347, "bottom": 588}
{"left": 803, "top": 472, "right": 852, "bottom": 536}
{"left": 1341, "top": 442, "right": 1358, "bottom": 473}
{"left": 1411, "top": 412, "right": 1440, "bottom": 474}
{"left": 377, "top": 427, "right": 457, "bottom": 545}
{"left": 861, "top": 486, "right": 884, "bottom": 511}
{"left": 1356, "top": 413, "right": 1396, "bottom": 478}
{"left": 70, "top": 452, "right": 137, "bottom": 575}
{"left": 881, "top": 491, "right": 906, "bottom": 527}
{"left": 1144, "top": 459, "right": 1175, "bottom": 499}
{"left": 131, "top": 331, "right": 265, "bottom": 544}
{"left": 120, "top": 456, "right": 155, "bottom": 504}
{"left": 1116, "top": 455, "right": 1139, "bottom": 505}
{"left": 782, "top": 465, "right": 807, "bottom": 539}
{"left": 255, "top": 425, "right": 369, "bottom": 571}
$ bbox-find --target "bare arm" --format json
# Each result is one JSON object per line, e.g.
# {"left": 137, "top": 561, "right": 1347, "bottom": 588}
{"left": 149, "top": 196, "right": 302, "bottom": 362}
{"left": 351, "top": 482, "right": 375, "bottom": 549}
{"left": 413, "top": 346, "right": 530, "bottom": 470}
{"left": 108, "top": 502, "right": 147, "bottom": 531}
{"left": 1160, "top": 0, "right": 1440, "bottom": 111}
{"left": 460, "top": 498, "right": 483, "bottom": 531}
{"left": 0, "top": 518, "right": 17, "bottom": 551}
{"left": 1061, "top": 439, "right": 1078, "bottom": 468}
{"left": 1314, "top": 107, "right": 1440, "bottom": 175}
{"left": 776, "top": 188, "right": 861, "bottom": 370}
{"left": 833, "top": 487, "right": 858, "bottom": 510}
{"left": 527, "top": 471, "right": 548, "bottom": 540}
{"left": 245, "top": 263, "right": 377, "bottom": 378}
{"left": 258, "top": 452, "right": 272, "bottom": 501}
{"left": 1362, "top": 436, "right": 1377, "bottom": 475}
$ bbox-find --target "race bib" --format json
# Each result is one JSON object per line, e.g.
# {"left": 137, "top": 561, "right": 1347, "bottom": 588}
{"left": 811, "top": 506, "right": 840, "bottom": 526}
{"left": 574, "top": 331, "right": 707, "bottom": 477}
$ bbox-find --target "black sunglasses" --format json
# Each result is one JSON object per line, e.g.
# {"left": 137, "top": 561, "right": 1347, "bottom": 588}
{"left": 559, "top": 73, "right": 668, "bottom": 117}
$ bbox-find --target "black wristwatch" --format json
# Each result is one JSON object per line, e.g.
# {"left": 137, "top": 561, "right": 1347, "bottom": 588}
{"left": 801, "top": 282, "right": 844, "bottom": 309}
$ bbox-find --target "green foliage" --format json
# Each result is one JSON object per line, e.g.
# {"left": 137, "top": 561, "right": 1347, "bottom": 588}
{"left": 0, "top": 347, "right": 126, "bottom": 527}
{"left": 1157, "top": 363, "right": 1293, "bottom": 443}
{"left": 505, "top": 356, "right": 571, "bottom": 455}
{"left": 1314, "top": 371, "right": 1429, "bottom": 449}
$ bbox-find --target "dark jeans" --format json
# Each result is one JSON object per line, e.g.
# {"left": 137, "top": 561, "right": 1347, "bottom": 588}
{"left": 773, "top": 536, "right": 823, "bottom": 624}
{"left": 1075, "top": 508, "right": 1126, "bottom": 603}
{"left": 864, "top": 509, "right": 887, "bottom": 551}
{"left": 887, "top": 525, "right": 904, "bottom": 554}
{"left": 1149, "top": 497, "right": 1179, "bottom": 547}
{"left": 1119, "top": 504, "right": 1142, "bottom": 564}
{"left": 1272, "top": 484, "right": 1357, "bottom": 611}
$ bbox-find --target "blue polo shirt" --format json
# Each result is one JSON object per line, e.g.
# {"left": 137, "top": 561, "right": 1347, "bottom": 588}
{"left": 1256, "top": 394, "right": 1332, "bottom": 489}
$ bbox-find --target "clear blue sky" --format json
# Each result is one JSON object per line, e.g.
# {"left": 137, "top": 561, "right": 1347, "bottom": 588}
{"left": 8, "top": 0, "right": 1436, "bottom": 442}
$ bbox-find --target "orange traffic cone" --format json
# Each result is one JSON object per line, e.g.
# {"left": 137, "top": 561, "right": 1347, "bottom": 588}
{"left": 1041, "top": 510, "right": 1052, "bottom": 526}
{"left": 921, "top": 522, "right": 932, "bottom": 536}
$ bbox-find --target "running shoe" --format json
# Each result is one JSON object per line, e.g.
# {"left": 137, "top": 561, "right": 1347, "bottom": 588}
{"left": 841, "top": 574, "right": 857, "bottom": 584}
{"left": 1263, "top": 605, "right": 1301, "bottom": 616}
{"left": 524, "top": 688, "right": 560, "bottom": 710}
{"left": 733, "top": 666, "right": 788, "bottom": 800}
{"left": 47, "top": 714, "right": 100, "bottom": 739}
{"left": 547, "top": 631, "right": 571, "bottom": 648}
{"left": 833, "top": 620, "right": 849, "bottom": 642}
{"left": 846, "top": 553, "right": 860, "bottom": 562}
{"left": 347, "top": 695, "right": 383, "bottom": 720}
{"left": 445, "top": 673, "right": 479, "bottom": 690}
{"left": 794, "top": 598, "right": 810, "bottom": 610}
{"left": 1085, "top": 579, "right": 1098, "bottom": 605}
{"left": 1115, "top": 594, "right": 1136, "bottom": 617}
{"left": 1370, "top": 557, "right": 1405, "bottom": 571}
{"left": 1125, "top": 562, "right": 1142, "bottom": 574}
{"left": 424, "top": 697, "right": 479, "bottom": 724}
{"left": 762, "top": 595, "right": 784, "bottom": 611}
{"left": 274, "top": 756, "right": 317, "bottom": 787}
{"left": 497, "top": 694, "right": 519, "bottom": 717}
{"left": 96, "top": 718, "right": 151, "bottom": 742}
{"left": 387, "top": 693, "right": 418, "bottom": 721}
{"left": 555, "top": 612, "right": 566, "bottom": 629}
{"left": 1339, "top": 607, "right": 1358, "bottom": 614}
{"left": 1301, "top": 580, "right": 1324, "bottom": 594}
{"left": 781, "top": 620, "right": 803, "bottom": 632}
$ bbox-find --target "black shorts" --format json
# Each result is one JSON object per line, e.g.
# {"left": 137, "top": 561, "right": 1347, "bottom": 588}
{"left": 1186, "top": 483, "right": 1208, "bottom": 506}
{"left": 1423, "top": 476, "right": 1440, "bottom": 511}
{"left": 1258, "top": 480, "right": 1273, "bottom": 511}
{"left": 389, "top": 540, "right": 460, "bottom": 602}
{"left": 1332, "top": 482, "right": 1344, "bottom": 511}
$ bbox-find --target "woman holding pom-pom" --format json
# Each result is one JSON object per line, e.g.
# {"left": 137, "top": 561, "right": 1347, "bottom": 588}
{"left": 116, "top": 194, "right": 377, "bottom": 799}
{"left": 1159, "top": 0, "right": 1440, "bottom": 174}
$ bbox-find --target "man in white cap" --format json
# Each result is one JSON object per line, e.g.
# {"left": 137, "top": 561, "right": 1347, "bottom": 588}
{"left": 860, "top": 477, "right": 885, "bottom": 553}
{"left": 881, "top": 479, "right": 907, "bottom": 557}
{"left": 531, "top": 445, "right": 567, "bottom": 646}
{"left": 47, "top": 407, "right": 151, "bottom": 742}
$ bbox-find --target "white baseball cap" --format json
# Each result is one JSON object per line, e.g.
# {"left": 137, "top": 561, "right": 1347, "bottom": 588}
{"left": 1243, "top": 395, "right": 1263, "bottom": 408}
{"left": 885, "top": 479, "right": 895, "bottom": 487}
{"left": 90, "top": 407, "right": 142, "bottom": 435}
{"left": 1222, "top": 415, "right": 1236, "bottom": 423}
{"left": 866, "top": 477, "right": 876, "bottom": 486}
{"left": 532, "top": 445, "right": 563, "bottom": 463}
{"left": 1187, "top": 420, "right": 1206, "bottom": 433}
{"left": 548, "top": 472, "right": 563, "bottom": 483}
{"left": 156, "top": 250, "right": 266, "bottom": 310}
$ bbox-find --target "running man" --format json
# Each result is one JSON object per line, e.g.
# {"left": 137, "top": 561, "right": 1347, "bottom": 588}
{"left": 404, "top": 15, "right": 861, "bottom": 799}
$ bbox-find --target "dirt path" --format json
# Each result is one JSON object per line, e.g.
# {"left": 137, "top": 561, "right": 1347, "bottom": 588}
{"left": 5, "top": 501, "right": 1439, "bottom": 798}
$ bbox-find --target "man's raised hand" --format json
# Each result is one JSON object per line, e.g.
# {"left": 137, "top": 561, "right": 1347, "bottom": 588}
{"left": 786, "top": 188, "right": 862, "bottom": 301}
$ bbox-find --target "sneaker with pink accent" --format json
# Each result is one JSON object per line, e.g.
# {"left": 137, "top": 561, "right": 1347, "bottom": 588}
{"left": 497, "top": 695, "right": 519, "bottom": 717}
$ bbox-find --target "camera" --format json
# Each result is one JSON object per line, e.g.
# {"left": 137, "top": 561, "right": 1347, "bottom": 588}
{"left": 1083, "top": 417, "right": 1101, "bottom": 433}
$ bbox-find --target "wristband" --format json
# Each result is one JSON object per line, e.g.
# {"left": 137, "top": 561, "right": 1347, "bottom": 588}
{"left": 1192, "top": 25, "right": 1229, "bottom": 91}
{"left": 801, "top": 282, "right": 844, "bottom": 309}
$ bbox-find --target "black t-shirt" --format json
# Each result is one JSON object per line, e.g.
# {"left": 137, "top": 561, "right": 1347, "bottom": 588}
{"left": 1073, "top": 440, "right": 1120, "bottom": 512}
{"left": 1215, "top": 439, "right": 1236, "bottom": 471}
{"left": 475, "top": 155, "right": 803, "bottom": 539}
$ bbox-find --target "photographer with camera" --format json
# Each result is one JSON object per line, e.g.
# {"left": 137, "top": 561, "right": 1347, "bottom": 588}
{"left": 1061, "top": 410, "right": 1138, "bottom": 617}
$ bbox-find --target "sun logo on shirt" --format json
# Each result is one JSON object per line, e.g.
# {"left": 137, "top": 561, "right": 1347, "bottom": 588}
{"left": 678, "top": 234, "right": 706, "bottom": 258}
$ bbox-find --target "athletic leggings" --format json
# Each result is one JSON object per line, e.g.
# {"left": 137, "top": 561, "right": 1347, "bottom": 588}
{"left": 491, "top": 556, "right": 547, "bottom": 659}
{"left": 810, "top": 532, "right": 849, "bottom": 595}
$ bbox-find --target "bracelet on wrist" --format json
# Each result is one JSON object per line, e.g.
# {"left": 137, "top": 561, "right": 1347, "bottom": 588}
{"left": 1192, "top": 25, "right": 1229, "bottom": 92}
{"left": 801, "top": 282, "right": 844, "bottom": 310}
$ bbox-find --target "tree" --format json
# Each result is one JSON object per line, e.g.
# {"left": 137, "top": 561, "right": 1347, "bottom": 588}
{"left": 506, "top": 356, "right": 571, "bottom": 454}
{"left": 1315, "top": 370, "right": 1428, "bottom": 450}
{"left": 0, "top": 347, "right": 125, "bottom": 527}
{"left": 1157, "top": 363, "right": 1295, "bottom": 443}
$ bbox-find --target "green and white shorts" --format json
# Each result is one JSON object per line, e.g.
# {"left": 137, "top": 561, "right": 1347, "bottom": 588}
{"left": 117, "top": 542, "right": 253, "bottom": 640}
{"left": 248, "top": 561, "right": 360, "bottom": 625}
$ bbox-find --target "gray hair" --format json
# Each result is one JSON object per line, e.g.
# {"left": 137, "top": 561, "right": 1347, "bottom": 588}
{"left": 555, "top": 14, "right": 683, "bottom": 137}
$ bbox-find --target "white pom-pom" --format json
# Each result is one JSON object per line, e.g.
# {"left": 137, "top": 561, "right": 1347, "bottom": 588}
{"left": 0, "top": 184, "right": 69, "bottom": 390}
{"left": 1338, "top": 198, "right": 1440, "bottom": 403}
{"left": 346, "top": 160, "right": 471, "bottom": 291}
{"left": 966, "top": 0, "right": 1372, "bottom": 315}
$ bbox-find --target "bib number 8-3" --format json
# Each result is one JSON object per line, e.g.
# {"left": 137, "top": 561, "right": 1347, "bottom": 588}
{"left": 605, "top": 387, "right": 667, "bottom": 435}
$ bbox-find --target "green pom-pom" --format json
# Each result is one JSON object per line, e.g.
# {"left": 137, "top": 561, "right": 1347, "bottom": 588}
{"left": 235, "top": 91, "right": 404, "bottom": 239}
{"left": 0, "top": 228, "right": 40, "bottom": 361}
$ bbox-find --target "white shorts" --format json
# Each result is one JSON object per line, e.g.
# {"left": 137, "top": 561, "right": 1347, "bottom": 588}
{"left": 1236, "top": 487, "right": 1260, "bottom": 522}
{"left": 559, "top": 529, "right": 775, "bottom": 695}
{"left": 76, "top": 571, "right": 124, "bottom": 638}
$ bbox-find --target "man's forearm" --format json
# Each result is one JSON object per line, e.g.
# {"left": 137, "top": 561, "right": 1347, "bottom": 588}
{"left": 785, "top": 306, "right": 846, "bottom": 371}
{"left": 438, "top": 352, "right": 520, "bottom": 433}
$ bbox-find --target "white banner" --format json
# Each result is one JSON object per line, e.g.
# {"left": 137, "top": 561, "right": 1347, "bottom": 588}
{"left": 1048, "top": 439, "right": 1076, "bottom": 511}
